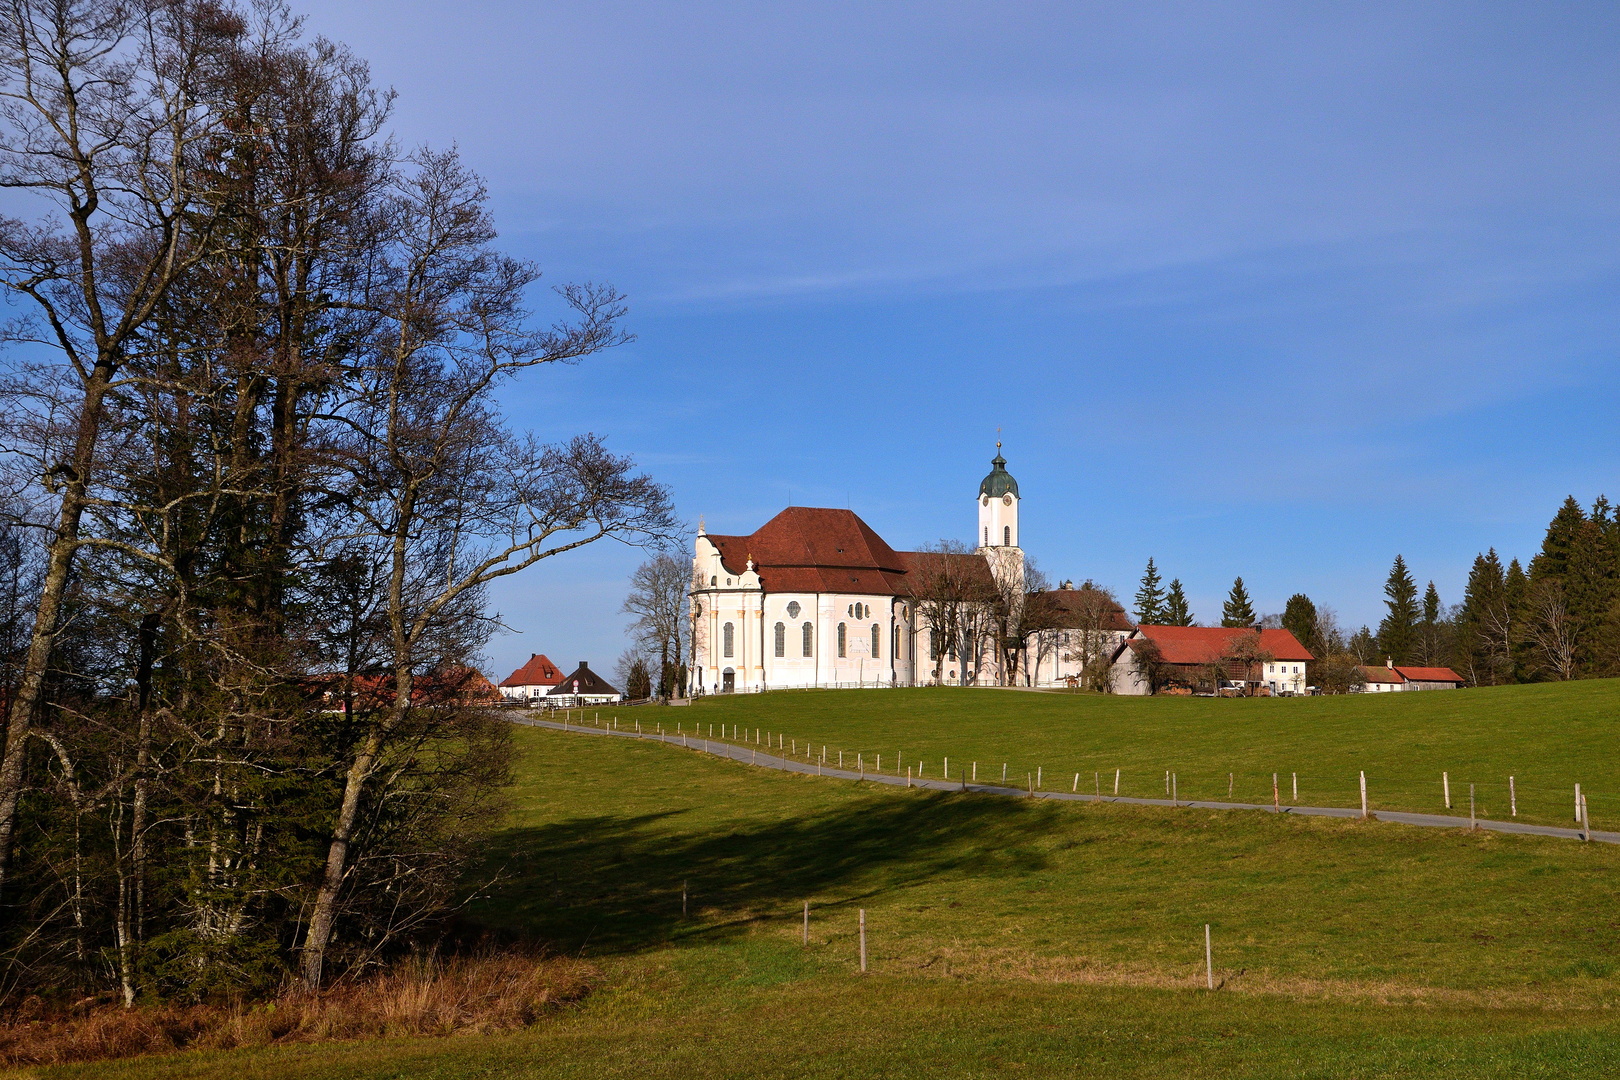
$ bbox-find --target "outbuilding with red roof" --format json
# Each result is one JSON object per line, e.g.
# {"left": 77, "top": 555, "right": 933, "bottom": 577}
{"left": 1358, "top": 661, "right": 1465, "bottom": 692}
{"left": 1112, "top": 625, "right": 1314, "bottom": 696}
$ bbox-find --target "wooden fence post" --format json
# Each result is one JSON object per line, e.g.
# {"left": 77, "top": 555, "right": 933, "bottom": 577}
{"left": 1360, "top": 771, "right": 1368, "bottom": 819}
{"left": 1292, "top": 772, "right": 1297, "bottom": 802}
{"left": 804, "top": 901, "right": 809, "bottom": 945}
{"left": 1114, "top": 769, "right": 1120, "bottom": 795}
{"left": 1509, "top": 775, "right": 1516, "bottom": 817}
{"left": 859, "top": 909, "right": 867, "bottom": 973}
{"left": 1273, "top": 773, "right": 1279, "bottom": 812}
{"left": 1444, "top": 771, "right": 1451, "bottom": 810}
{"left": 1469, "top": 783, "right": 1476, "bottom": 831}
{"left": 1205, "top": 924, "right": 1214, "bottom": 991}
{"left": 1575, "top": 783, "right": 1582, "bottom": 822}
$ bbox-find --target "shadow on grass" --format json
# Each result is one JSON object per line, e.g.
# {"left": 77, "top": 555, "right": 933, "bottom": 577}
{"left": 468, "top": 789, "right": 1050, "bottom": 956}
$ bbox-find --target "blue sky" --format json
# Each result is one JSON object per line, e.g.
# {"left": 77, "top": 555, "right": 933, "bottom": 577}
{"left": 302, "top": 2, "right": 1620, "bottom": 682}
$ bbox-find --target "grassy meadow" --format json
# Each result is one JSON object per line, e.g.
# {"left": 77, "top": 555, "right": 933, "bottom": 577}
{"left": 670, "top": 680, "right": 1620, "bottom": 827}
{"left": 44, "top": 686, "right": 1620, "bottom": 1080}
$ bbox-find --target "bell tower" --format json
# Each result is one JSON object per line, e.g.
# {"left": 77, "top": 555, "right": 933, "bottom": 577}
{"left": 977, "top": 442, "right": 1023, "bottom": 583}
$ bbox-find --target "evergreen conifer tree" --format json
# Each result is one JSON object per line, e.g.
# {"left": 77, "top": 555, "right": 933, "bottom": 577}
{"left": 1134, "top": 558, "right": 1165, "bottom": 625}
{"left": 1376, "top": 554, "right": 1419, "bottom": 663}
{"left": 1531, "top": 496, "right": 1586, "bottom": 581}
{"left": 1221, "top": 577, "right": 1256, "bottom": 627}
{"left": 1281, "top": 593, "right": 1318, "bottom": 653}
{"left": 1162, "top": 579, "right": 1194, "bottom": 626}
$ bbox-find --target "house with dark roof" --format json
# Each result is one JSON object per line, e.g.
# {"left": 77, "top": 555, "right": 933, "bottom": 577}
{"left": 499, "top": 653, "right": 566, "bottom": 701}
{"left": 547, "top": 661, "right": 622, "bottom": 705}
{"left": 690, "top": 447, "right": 1134, "bottom": 691}
{"left": 1358, "top": 660, "right": 1465, "bottom": 692}
{"left": 1111, "top": 625, "right": 1315, "bottom": 696}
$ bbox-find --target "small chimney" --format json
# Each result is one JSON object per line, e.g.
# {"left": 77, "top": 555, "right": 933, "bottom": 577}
{"left": 1386, "top": 657, "right": 1393, "bottom": 669}
{"left": 580, "top": 661, "right": 588, "bottom": 671}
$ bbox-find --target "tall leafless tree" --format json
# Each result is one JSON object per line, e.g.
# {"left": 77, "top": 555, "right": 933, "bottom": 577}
{"left": 622, "top": 550, "right": 691, "bottom": 699}
{"left": 1059, "top": 583, "right": 1125, "bottom": 692}
{"left": 0, "top": 0, "right": 252, "bottom": 899}
{"left": 300, "top": 150, "right": 674, "bottom": 988}
{"left": 1524, "top": 579, "right": 1579, "bottom": 681}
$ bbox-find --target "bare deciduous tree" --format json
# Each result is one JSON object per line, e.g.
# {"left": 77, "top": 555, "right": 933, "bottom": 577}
{"left": 622, "top": 550, "right": 691, "bottom": 699}
{"left": 299, "top": 150, "right": 675, "bottom": 988}
{"left": 1059, "top": 582, "right": 1124, "bottom": 692}
{"left": 1524, "top": 580, "right": 1579, "bottom": 681}
{"left": 0, "top": 0, "right": 253, "bottom": 898}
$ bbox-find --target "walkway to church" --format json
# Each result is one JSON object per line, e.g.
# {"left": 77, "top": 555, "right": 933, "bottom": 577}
{"left": 512, "top": 715, "right": 1620, "bottom": 846}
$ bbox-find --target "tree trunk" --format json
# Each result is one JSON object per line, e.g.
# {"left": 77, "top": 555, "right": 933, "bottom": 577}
{"left": 0, "top": 366, "right": 113, "bottom": 896}
{"left": 301, "top": 713, "right": 393, "bottom": 989}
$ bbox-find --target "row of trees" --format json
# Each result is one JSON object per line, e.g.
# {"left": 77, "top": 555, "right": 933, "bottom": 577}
{"left": 1331, "top": 495, "right": 1620, "bottom": 685}
{"left": 1129, "top": 491, "right": 1620, "bottom": 689}
{"left": 0, "top": 1, "right": 673, "bottom": 1004}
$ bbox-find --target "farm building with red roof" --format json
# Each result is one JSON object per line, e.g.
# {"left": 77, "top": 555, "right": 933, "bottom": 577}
{"left": 1111, "top": 625, "right": 1315, "bottom": 696}
{"left": 1358, "top": 661, "right": 1465, "bottom": 692}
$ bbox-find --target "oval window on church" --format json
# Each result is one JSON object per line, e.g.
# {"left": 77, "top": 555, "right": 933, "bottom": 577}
{"left": 981, "top": 495, "right": 989, "bottom": 507}
{"left": 786, "top": 601, "right": 801, "bottom": 619}
{"left": 1002, "top": 494, "right": 1012, "bottom": 506}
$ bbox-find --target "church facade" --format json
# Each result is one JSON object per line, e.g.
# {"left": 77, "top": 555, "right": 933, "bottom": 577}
{"left": 689, "top": 450, "right": 1133, "bottom": 693}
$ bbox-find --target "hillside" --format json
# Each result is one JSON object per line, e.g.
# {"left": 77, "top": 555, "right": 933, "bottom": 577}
{"left": 674, "top": 680, "right": 1620, "bottom": 828}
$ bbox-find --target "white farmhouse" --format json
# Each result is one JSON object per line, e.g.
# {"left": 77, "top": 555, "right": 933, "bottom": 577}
{"left": 498, "top": 653, "right": 565, "bottom": 701}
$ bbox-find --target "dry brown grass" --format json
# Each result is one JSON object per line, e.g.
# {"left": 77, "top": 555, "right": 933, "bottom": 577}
{"left": 0, "top": 952, "right": 596, "bottom": 1068}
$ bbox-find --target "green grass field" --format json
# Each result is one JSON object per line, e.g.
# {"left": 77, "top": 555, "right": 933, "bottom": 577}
{"left": 663, "top": 680, "right": 1620, "bottom": 827}
{"left": 47, "top": 683, "right": 1620, "bottom": 1079}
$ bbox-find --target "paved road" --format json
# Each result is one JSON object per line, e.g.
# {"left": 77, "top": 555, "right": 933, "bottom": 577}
{"left": 515, "top": 714, "right": 1619, "bottom": 846}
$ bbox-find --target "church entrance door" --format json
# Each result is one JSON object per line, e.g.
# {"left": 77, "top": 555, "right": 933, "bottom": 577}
{"left": 722, "top": 668, "right": 735, "bottom": 692}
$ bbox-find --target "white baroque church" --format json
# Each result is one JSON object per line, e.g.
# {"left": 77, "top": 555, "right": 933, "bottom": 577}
{"left": 688, "top": 448, "right": 1132, "bottom": 693}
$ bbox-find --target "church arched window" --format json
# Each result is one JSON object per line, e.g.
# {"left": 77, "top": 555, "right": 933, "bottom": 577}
{"left": 929, "top": 631, "right": 939, "bottom": 661}
{"left": 892, "top": 624, "right": 899, "bottom": 659}
{"left": 871, "top": 624, "right": 880, "bottom": 658}
{"left": 774, "top": 622, "right": 785, "bottom": 657}
{"left": 802, "top": 621, "right": 813, "bottom": 656}
{"left": 1004, "top": 525, "right": 1011, "bottom": 546}
{"left": 837, "top": 623, "right": 846, "bottom": 657}
{"left": 723, "top": 622, "right": 734, "bottom": 658}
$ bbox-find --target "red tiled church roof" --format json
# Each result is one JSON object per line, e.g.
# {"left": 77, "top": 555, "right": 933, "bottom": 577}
{"left": 707, "top": 507, "right": 945, "bottom": 596}
{"left": 1128, "top": 625, "right": 1314, "bottom": 664}
{"left": 500, "top": 653, "right": 565, "bottom": 688}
